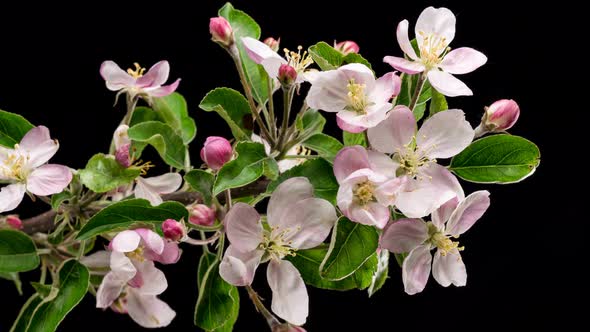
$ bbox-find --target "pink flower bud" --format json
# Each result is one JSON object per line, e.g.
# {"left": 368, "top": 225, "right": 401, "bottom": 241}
{"left": 335, "top": 40, "right": 360, "bottom": 55}
{"left": 485, "top": 99, "right": 520, "bottom": 131}
{"left": 264, "top": 37, "right": 280, "bottom": 52}
{"left": 115, "top": 143, "right": 131, "bottom": 168}
{"left": 278, "top": 64, "right": 297, "bottom": 85}
{"left": 210, "top": 17, "right": 233, "bottom": 47}
{"left": 162, "top": 219, "right": 185, "bottom": 242}
{"left": 272, "top": 324, "right": 307, "bottom": 332}
{"left": 5, "top": 215, "right": 23, "bottom": 230}
{"left": 189, "top": 204, "right": 216, "bottom": 226}
{"left": 200, "top": 136, "right": 233, "bottom": 170}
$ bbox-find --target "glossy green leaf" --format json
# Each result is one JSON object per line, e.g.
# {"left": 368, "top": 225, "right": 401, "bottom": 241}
{"left": 302, "top": 133, "right": 343, "bottom": 162}
{"left": 130, "top": 106, "right": 162, "bottom": 126}
{"left": 10, "top": 294, "right": 42, "bottom": 332}
{"left": 319, "top": 217, "right": 379, "bottom": 280}
{"left": 429, "top": 88, "right": 448, "bottom": 117}
{"left": 128, "top": 121, "right": 186, "bottom": 169}
{"left": 343, "top": 131, "right": 367, "bottom": 147}
{"left": 0, "top": 230, "right": 39, "bottom": 273}
{"left": 184, "top": 170, "right": 215, "bottom": 205}
{"left": 200, "top": 88, "right": 252, "bottom": 140}
{"left": 50, "top": 191, "right": 74, "bottom": 210}
{"left": 367, "top": 250, "right": 389, "bottom": 297}
{"left": 77, "top": 199, "right": 189, "bottom": 240}
{"left": 26, "top": 259, "right": 90, "bottom": 332}
{"left": 296, "top": 109, "right": 326, "bottom": 138}
{"left": 308, "top": 42, "right": 372, "bottom": 71}
{"left": 0, "top": 109, "right": 34, "bottom": 148}
{"left": 263, "top": 157, "right": 280, "bottom": 181}
{"left": 213, "top": 142, "right": 267, "bottom": 195}
{"left": 342, "top": 52, "right": 372, "bottom": 69}
{"left": 267, "top": 158, "right": 339, "bottom": 204}
{"left": 450, "top": 134, "right": 541, "bottom": 184}
{"left": 152, "top": 92, "right": 197, "bottom": 144}
{"left": 79, "top": 153, "right": 140, "bottom": 193}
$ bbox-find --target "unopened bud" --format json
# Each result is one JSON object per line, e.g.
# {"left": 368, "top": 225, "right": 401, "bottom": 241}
{"left": 5, "top": 215, "right": 23, "bottom": 230}
{"left": 210, "top": 17, "right": 233, "bottom": 47}
{"left": 264, "top": 37, "right": 280, "bottom": 52}
{"left": 189, "top": 204, "right": 216, "bottom": 226}
{"left": 115, "top": 143, "right": 131, "bottom": 167}
{"left": 162, "top": 219, "right": 185, "bottom": 242}
{"left": 475, "top": 99, "right": 520, "bottom": 137}
{"left": 334, "top": 40, "right": 360, "bottom": 55}
{"left": 200, "top": 136, "right": 233, "bottom": 170}
{"left": 278, "top": 64, "right": 297, "bottom": 85}
{"left": 272, "top": 324, "right": 307, "bottom": 332}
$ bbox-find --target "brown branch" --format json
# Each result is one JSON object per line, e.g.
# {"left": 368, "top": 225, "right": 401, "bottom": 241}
{"left": 21, "top": 178, "right": 270, "bottom": 235}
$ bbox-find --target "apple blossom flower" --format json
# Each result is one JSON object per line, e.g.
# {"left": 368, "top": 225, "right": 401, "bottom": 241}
{"left": 380, "top": 191, "right": 490, "bottom": 294}
{"left": 384, "top": 7, "right": 487, "bottom": 97}
{"left": 134, "top": 173, "right": 182, "bottom": 206}
{"left": 94, "top": 228, "right": 181, "bottom": 327}
{"left": 209, "top": 16, "right": 233, "bottom": 46}
{"left": 100, "top": 60, "right": 180, "bottom": 100}
{"left": 219, "top": 177, "right": 337, "bottom": 325}
{"left": 161, "top": 219, "right": 185, "bottom": 242}
{"left": 264, "top": 37, "right": 280, "bottom": 52}
{"left": 475, "top": 99, "right": 520, "bottom": 137}
{"left": 334, "top": 145, "right": 405, "bottom": 228}
{"left": 0, "top": 126, "right": 72, "bottom": 213}
{"left": 113, "top": 124, "right": 132, "bottom": 167}
{"left": 334, "top": 40, "right": 360, "bottom": 55}
{"left": 306, "top": 63, "right": 401, "bottom": 132}
{"left": 242, "top": 37, "right": 314, "bottom": 83}
{"left": 251, "top": 134, "right": 309, "bottom": 173}
{"left": 200, "top": 136, "right": 233, "bottom": 171}
{"left": 189, "top": 204, "right": 216, "bottom": 226}
{"left": 367, "top": 106, "right": 471, "bottom": 218}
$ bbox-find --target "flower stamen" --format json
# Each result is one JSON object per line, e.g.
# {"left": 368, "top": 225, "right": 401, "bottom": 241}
{"left": 353, "top": 180, "right": 376, "bottom": 206}
{"left": 283, "top": 46, "right": 314, "bottom": 73}
{"left": 127, "top": 63, "right": 146, "bottom": 79}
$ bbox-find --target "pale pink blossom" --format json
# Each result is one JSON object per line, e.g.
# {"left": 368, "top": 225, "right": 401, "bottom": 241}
{"left": 242, "top": 37, "right": 314, "bottom": 83}
{"left": 200, "top": 136, "right": 233, "bottom": 171}
{"left": 219, "top": 177, "right": 337, "bottom": 325}
{"left": 100, "top": 60, "right": 180, "bottom": 100}
{"left": 113, "top": 124, "right": 132, "bottom": 167}
{"left": 334, "top": 40, "right": 360, "bottom": 55}
{"left": 134, "top": 173, "right": 182, "bottom": 206}
{"left": 189, "top": 204, "right": 216, "bottom": 226}
{"left": 384, "top": 7, "right": 487, "bottom": 96}
{"left": 264, "top": 37, "right": 280, "bottom": 52}
{"left": 380, "top": 191, "right": 490, "bottom": 294}
{"left": 368, "top": 106, "right": 472, "bottom": 217}
{"left": 0, "top": 126, "right": 72, "bottom": 213}
{"left": 334, "top": 146, "right": 405, "bottom": 228}
{"left": 475, "top": 99, "right": 520, "bottom": 137}
{"left": 209, "top": 17, "right": 233, "bottom": 46}
{"left": 306, "top": 63, "right": 401, "bottom": 132}
{"left": 251, "top": 134, "right": 308, "bottom": 173}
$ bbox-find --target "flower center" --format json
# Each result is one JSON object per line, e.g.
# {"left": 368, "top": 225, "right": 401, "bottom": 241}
{"left": 427, "top": 222, "right": 463, "bottom": 256}
{"left": 1, "top": 146, "right": 29, "bottom": 181}
{"left": 396, "top": 138, "right": 434, "bottom": 178}
{"left": 126, "top": 246, "right": 145, "bottom": 262}
{"left": 353, "top": 180, "right": 376, "bottom": 206}
{"left": 283, "top": 46, "right": 314, "bottom": 73}
{"left": 345, "top": 79, "right": 370, "bottom": 114}
{"left": 260, "top": 226, "right": 298, "bottom": 261}
{"left": 132, "top": 160, "right": 155, "bottom": 176}
{"left": 127, "top": 62, "right": 146, "bottom": 79}
{"left": 417, "top": 31, "right": 449, "bottom": 68}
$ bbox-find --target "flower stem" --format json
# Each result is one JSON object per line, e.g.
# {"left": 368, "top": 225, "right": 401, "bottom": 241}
{"left": 109, "top": 94, "right": 138, "bottom": 154}
{"left": 245, "top": 285, "right": 281, "bottom": 329}
{"left": 277, "top": 85, "right": 296, "bottom": 152}
{"left": 267, "top": 78, "right": 277, "bottom": 138}
{"left": 409, "top": 72, "right": 427, "bottom": 112}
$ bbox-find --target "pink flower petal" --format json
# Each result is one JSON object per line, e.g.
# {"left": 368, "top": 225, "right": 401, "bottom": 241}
{"left": 415, "top": 7, "right": 456, "bottom": 51}
{"left": 26, "top": 164, "right": 72, "bottom": 196}
{"left": 242, "top": 37, "right": 284, "bottom": 65}
{"left": 402, "top": 244, "right": 432, "bottom": 295}
{"left": 267, "top": 260, "right": 309, "bottom": 325}
{"left": 445, "top": 191, "right": 490, "bottom": 236}
{"left": 261, "top": 57, "right": 288, "bottom": 80}
{"left": 100, "top": 61, "right": 135, "bottom": 91}
{"left": 146, "top": 241, "right": 181, "bottom": 265}
{"left": 397, "top": 19, "right": 418, "bottom": 60}
{"left": 432, "top": 249, "right": 466, "bottom": 287}
{"left": 427, "top": 70, "right": 472, "bottom": 97}
{"left": 336, "top": 103, "right": 390, "bottom": 129}
{"left": 224, "top": 203, "right": 263, "bottom": 252}
{"left": 145, "top": 79, "right": 181, "bottom": 98}
{"left": 416, "top": 109, "right": 474, "bottom": 159}
{"left": 339, "top": 63, "right": 376, "bottom": 87}
{"left": 96, "top": 271, "right": 127, "bottom": 308}
{"left": 367, "top": 105, "right": 416, "bottom": 154}
{"left": 380, "top": 218, "right": 428, "bottom": 253}
{"left": 369, "top": 72, "right": 402, "bottom": 102}
{"left": 432, "top": 196, "right": 459, "bottom": 229}
{"left": 333, "top": 146, "right": 371, "bottom": 183}
{"left": 81, "top": 250, "right": 111, "bottom": 271}
{"left": 367, "top": 151, "right": 398, "bottom": 179}
{"left": 336, "top": 115, "right": 366, "bottom": 133}
{"left": 279, "top": 197, "right": 337, "bottom": 250}
{"left": 134, "top": 260, "right": 167, "bottom": 295}
{"left": 135, "top": 228, "right": 165, "bottom": 255}
{"left": 19, "top": 126, "right": 59, "bottom": 168}
{"left": 373, "top": 176, "right": 407, "bottom": 207}
{"left": 126, "top": 289, "right": 176, "bottom": 328}
{"left": 305, "top": 70, "right": 349, "bottom": 112}
{"left": 383, "top": 56, "right": 425, "bottom": 74}
{"left": 267, "top": 177, "right": 314, "bottom": 228}
{"left": 136, "top": 60, "right": 170, "bottom": 88}
{"left": 111, "top": 230, "right": 141, "bottom": 253}
{"left": 347, "top": 201, "right": 390, "bottom": 229}
{"left": 113, "top": 125, "right": 130, "bottom": 150}
{"left": 135, "top": 173, "right": 182, "bottom": 206}
{"left": 219, "top": 245, "right": 263, "bottom": 286}
{"left": 0, "top": 183, "right": 26, "bottom": 213}
{"left": 440, "top": 47, "right": 487, "bottom": 75}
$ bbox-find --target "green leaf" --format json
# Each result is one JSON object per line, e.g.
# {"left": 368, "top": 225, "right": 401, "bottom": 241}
{"left": 128, "top": 121, "right": 186, "bottom": 169}
{"left": 343, "top": 131, "right": 367, "bottom": 147}
{"left": 30, "top": 282, "right": 59, "bottom": 301}
{"left": 26, "top": 259, "right": 90, "bottom": 332}
{"left": 79, "top": 153, "right": 140, "bottom": 193}
{"left": 184, "top": 170, "right": 216, "bottom": 205}
{"left": 10, "top": 294, "right": 42, "bottom": 332}
{"left": 302, "top": 133, "right": 343, "bottom": 162}
{"left": 296, "top": 109, "right": 326, "bottom": 138}
{"left": 213, "top": 142, "right": 267, "bottom": 195}
{"left": 0, "top": 271, "right": 22, "bottom": 295}
{"left": 77, "top": 199, "right": 189, "bottom": 240}
{"left": 263, "top": 157, "right": 280, "bottom": 181}
{"left": 396, "top": 74, "right": 431, "bottom": 121}
{"left": 200, "top": 88, "right": 252, "bottom": 140}
{"left": 308, "top": 42, "right": 372, "bottom": 71}
{"left": 367, "top": 250, "right": 389, "bottom": 297}
{"left": 429, "top": 88, "right": 448, "bottom": 117}
{"left": 353, "top": 253, "right": 378, "bottom": 290}
{"left": 50, "top": 191, "right": 74, "bottom": 210}
{"left": 342, "top": 53, "right": 372, "bottom": 69}
{"left": 267, "top": 158, "right": 338, "bottom": 204}
{"left": 219, "top": 3, "right": 269, "bottom": 105}
{"left": 319, "top": 217, "right": 379, "bottom": 280}
{"left": 449, "top": 134, "right": 541, "bottom": 184}
{"left": 152, "top": 92, "right": 197, "bottom": 144}
{"left": 130, "top": 106, "right": 163, "bottom": 126}
{"left": 0, "top": 230, "right": 39, "bottom": 273}
{"left": 194, "top": 251, "right": 239, "bottom": 331}
{"left": 0, "top": 109, "right": 34, "bottom": 148}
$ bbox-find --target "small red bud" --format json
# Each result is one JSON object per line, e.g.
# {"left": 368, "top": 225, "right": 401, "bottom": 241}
{"left": 200, "top": 136, "right": 233, "bottom": 170}
{"left": 209, "top": 17, "right": 234, "bottom": 47}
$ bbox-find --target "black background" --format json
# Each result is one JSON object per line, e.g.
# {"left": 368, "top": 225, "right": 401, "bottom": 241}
{"left": 0, "top": 0, "right": 581, "bottom": 331}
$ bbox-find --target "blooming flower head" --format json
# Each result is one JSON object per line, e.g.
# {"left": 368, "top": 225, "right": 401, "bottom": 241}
{"left": 219, "top": 177, "right": 337, "bottom": 325}
{"left": 368, "top": 106, "right": 472, "bottom": 218}
{"left": 94, "top": 228, "right": 181, "bottom": 327}
{"left": 100, "top": 60, "right": 180, "bottom": 100}
{"left": 242, "top": 37, "right": 314, "bottom": 84}
{"left": 306, "top": 63, "right": 401, "bottom": 132}
{"left": 384, "top": 7, "right": 487, "bottom": 96}
{"left": 380, "top": 191, "right": 490, "bottom": 294}
{"left": 0, "top": 126, "right": 72, "bottom": 213}
{"left": 334, "top": 146, "right": 405, "bottom": 228}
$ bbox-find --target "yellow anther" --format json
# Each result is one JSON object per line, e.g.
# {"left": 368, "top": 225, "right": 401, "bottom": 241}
{"left": 283, "top": 46, "right": 314, "bottom": 73}
{"left": 345, "top": 78, "right": 369, "bottom": 114}
{"left": 127, "top": 62, "right": 146, "bottom": 79}
{"left": 353, "top": 180, "right": 376, "bottom": 206}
